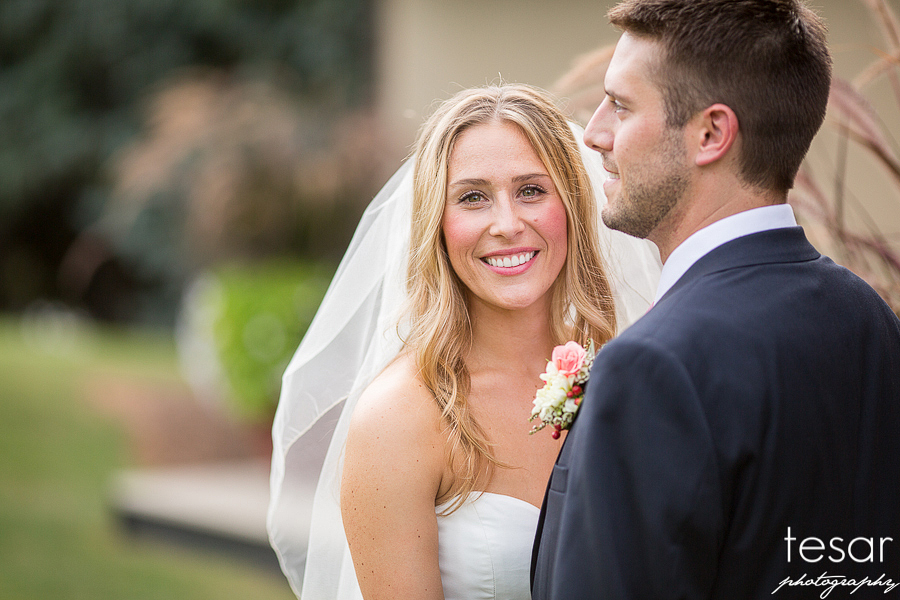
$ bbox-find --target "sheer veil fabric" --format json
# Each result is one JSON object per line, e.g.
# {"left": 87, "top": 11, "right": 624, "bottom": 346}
{"left": 267, "top": 124, "right": 662, "bottom": 599}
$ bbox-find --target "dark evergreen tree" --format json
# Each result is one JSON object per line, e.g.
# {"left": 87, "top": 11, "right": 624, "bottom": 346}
{"left": 0, "top": 0, "right": 372, "bottom": 321}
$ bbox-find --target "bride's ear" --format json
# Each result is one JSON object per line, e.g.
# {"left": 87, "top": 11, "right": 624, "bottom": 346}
{"left": 692, "top": 104, "right": 739, "bottom": 167}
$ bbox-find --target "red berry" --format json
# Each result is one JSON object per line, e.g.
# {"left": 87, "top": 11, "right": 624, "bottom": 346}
{"left": 572, "top": 385, "right": 582, "bottom": 394}
{"left": 566, "top": 390, "right": 574, "bottom": 398}
{"left": 551, "top": 429, "right": 560, "bottom": 439}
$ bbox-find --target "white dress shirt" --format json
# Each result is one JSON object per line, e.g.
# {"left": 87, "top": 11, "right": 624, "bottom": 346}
{"left": 654, "top": 204, "right": 798, "bottom": 304}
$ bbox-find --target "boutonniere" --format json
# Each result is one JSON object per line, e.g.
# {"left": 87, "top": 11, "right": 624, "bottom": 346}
{"left": 529, "top": 340, "right": 597, "bottom": 439}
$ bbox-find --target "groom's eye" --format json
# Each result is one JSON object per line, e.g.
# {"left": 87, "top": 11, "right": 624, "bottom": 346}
{"left": 605, "top": 93, "right": 625, "bottom": 113}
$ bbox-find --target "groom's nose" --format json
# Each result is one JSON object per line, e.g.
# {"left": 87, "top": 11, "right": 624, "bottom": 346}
{"left": 584, "top": 99, "right": 614, "bottom": 153}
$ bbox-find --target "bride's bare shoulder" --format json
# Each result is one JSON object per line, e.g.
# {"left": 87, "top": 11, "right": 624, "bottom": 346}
{"left": 343, "top": 352, "right": 446, "bottom": 497}
{"left": 348, "top": 352, "right": 444, "bottom": 446}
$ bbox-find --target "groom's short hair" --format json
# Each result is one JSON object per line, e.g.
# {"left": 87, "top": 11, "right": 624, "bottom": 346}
{"left": 608, "top": 0, "right": 832, "bottom": 194}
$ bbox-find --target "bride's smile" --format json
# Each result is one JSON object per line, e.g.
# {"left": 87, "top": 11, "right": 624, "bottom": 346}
{"left": 480, "top": 248, "right": 538, "bottom": 273}
{"left": 442, "top": 120, "right": 568, "bottom": 312}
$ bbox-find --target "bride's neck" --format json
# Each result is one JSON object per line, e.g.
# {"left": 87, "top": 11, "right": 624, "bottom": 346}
{"left": 466, "top": 298, "right": 555, "bottom": 372}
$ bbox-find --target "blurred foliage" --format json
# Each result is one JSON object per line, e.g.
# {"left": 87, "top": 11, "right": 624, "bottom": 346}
{"left": 0, "top": 0, "right": 373, "bottom": 320}
{"left": 76, "top": 70, "right": 385, "bottom": 325}
{"left": 179, "top": 259, "right": 335, "bottom": 422}
{"left": 0, "top": 0, "right": 372, "bottom": 215}
{"left": 0, "top": 317, "right": 296, "bottom": 599}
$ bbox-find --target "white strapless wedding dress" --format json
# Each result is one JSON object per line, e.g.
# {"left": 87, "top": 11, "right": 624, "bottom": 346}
{"left": 436, "top": 492, "right": 540, "bottom": 600}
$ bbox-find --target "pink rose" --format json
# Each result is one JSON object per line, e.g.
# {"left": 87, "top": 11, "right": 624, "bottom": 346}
{"left": 551, "top": 341, "right": 586, "bottom": 377}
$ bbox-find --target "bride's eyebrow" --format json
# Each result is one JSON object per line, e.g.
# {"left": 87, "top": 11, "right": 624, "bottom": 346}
{"left": 449, "top": 178, "right": 490, "bottom": 188}
{"left": 449, "top": 173, "right": 549, "bottom": 188}
{"left": 513, "top": 173, "right": 551, "bottom": 183}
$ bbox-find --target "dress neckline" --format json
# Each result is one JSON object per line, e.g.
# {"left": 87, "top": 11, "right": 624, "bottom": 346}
{"left": 437, "top": 490, "right": 542, "bottom": 513}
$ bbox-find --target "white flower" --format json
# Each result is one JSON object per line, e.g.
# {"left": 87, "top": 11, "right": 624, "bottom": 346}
{"left": 529, "top": 340, "right": 597, "bottom": 438}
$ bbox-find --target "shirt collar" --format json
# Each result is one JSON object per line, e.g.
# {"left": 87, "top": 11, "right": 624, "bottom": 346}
{"left": 654, "top": 204, "right": 798, "bottom": 303}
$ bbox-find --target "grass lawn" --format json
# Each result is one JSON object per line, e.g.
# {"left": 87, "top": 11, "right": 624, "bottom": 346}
{"left": 0, "top": 315, "right": 297, "bottom": 600}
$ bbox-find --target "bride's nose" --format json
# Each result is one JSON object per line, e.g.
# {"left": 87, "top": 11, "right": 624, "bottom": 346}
{"left": 489, "top": 197, "right": 527, "bottom": 238}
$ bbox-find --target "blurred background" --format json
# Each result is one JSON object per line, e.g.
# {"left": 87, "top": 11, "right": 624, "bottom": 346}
{"left": 1, "top": 0, "right": 898, "bottom": 598}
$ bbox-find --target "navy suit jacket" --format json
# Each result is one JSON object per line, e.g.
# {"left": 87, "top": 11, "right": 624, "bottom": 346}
{"left": 531, "top": 227, "right": 900, "bottom": 599}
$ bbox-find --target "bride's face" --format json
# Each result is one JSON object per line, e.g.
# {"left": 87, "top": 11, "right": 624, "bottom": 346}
{"left": 442, "top": 120, "right": 568, "bottom": 314}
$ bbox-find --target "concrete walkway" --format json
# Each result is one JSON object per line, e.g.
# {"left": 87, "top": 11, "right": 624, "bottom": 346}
{"left": 111, "top": 459, "right": 316, "bottom": 573}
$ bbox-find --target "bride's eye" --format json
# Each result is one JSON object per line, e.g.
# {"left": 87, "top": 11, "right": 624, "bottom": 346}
{"left": 520, "top": 185, "right": 546, "bottom": 199}
{"left": 459, "top": 191, "right": 487, "bottom": 205}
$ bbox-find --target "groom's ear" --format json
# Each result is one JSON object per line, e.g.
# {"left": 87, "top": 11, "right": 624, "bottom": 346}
{"left": 692, "top": 103, "right": 739, "bottom": 167}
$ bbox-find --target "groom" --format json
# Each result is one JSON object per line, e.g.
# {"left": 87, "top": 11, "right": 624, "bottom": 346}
{"left": 532, "top": 1, "right": 900, "bottom": 598}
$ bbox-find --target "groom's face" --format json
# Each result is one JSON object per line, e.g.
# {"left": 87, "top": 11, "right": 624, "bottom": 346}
{"left": 584, "top": 32, "right": 690, "bottom": 241}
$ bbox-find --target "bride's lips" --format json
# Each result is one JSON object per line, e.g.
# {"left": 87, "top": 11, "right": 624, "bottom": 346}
{"left": 480, "top": 249, "right": 539, "bottom": 275}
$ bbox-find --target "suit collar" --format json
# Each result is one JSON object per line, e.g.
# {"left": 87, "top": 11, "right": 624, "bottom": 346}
{"left": 657, "top": 227, "right": 820, "bottom": 306}
{"left": 655, "top": 204, "right": 798, "bottom": 302}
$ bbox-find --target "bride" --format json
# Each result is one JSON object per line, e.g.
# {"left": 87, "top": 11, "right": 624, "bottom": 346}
{"left": 268, "top": 84, "right": 661, "bottom": 599}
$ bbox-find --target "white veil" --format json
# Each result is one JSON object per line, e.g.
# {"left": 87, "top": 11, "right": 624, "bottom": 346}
{"left": 267, "top": 124, "right": 662, "bottom": 599}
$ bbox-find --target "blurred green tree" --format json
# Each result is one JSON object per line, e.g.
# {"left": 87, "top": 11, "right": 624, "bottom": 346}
{"left": 0, "top": 0, "right": 373, "bottom": 321}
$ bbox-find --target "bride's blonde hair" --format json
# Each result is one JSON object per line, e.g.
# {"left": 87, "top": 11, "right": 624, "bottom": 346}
{"left": 406, "top": 84, "right": 616, "bottom": 510}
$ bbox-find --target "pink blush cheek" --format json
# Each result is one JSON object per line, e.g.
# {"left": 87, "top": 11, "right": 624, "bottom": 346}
{"left": 441, "top": 211, "right": 482, "bottom": 269}
{"left": 537, "top": 201, "right": 569, "bottom": 253}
